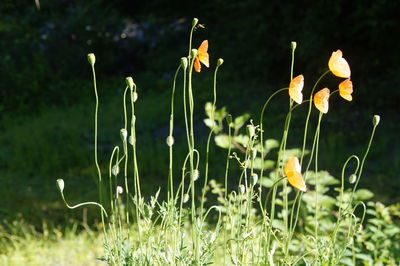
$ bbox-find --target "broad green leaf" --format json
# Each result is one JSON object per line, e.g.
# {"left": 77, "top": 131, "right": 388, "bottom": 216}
{"left": 233, "top": 113, "right": 250, "bottom": 130}
{"left": 214, "top": 135, "right": 233, "bottom": 149}
{"left": 354, "top": 189, "right": 374, "bottom": 200}
{"left": 252, "top": 158, "right": 275, "bottom": 170}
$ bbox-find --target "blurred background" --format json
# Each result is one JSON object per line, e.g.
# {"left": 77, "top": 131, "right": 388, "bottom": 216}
{"left": 0, "top": 0, "right": 399, "bottom": 231}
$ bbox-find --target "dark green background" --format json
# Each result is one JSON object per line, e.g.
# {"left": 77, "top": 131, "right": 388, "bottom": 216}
{"left": 0, "top": 0, "right": 399, "bottom": 228}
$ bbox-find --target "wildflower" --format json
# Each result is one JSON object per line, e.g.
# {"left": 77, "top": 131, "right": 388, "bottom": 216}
{"left": 284, "top": 156, "right": 307, "bottom": 192}
{"left": 289, "top": 74, "right": 304, "bottom": 104}
{"left": 339, "top": 79, "right": 353, "bottom": 101}
{"left": 328, "top": 50, "right": 351, "bottom": 78}
{"left": 194, "top": 40, "right": 209, "bottom": 72}
{"left": 314, "top": 88, "right": 330, "bottom": 114}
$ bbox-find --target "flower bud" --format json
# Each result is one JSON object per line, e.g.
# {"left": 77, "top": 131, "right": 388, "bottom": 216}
{"left": 247, "top": 124, "right": 256, "bottom": 138}
{"left": 373, "top": 115, "right": 380, "bottom": 126}
{"left": 116, "top": 186, "right": 123, "bottom": 195}
{"left": 87, "top": 53, "right": 96, "bottom": 66}
{"left": 192, "top": 18, "right": 199, "bottom": 27}
{"left": 125, "top": 77, "right": 134, "bottom": 90}
{"left": 112, "top": 165, "right": 119, "bottom": 176}
{"left": 120, "top": 129, "right": 128, "bottom": 142}
{"left": 349, "top": 174, "right": 357, "bottom": 184}
{"left": 191, "top": 49, "right": 198, "bottom": 58}
{"left": 291, "top": 41, "right": 297, "bottom": 51}
{"left": 183, "top": 193, "right": 190, "bottom": 203}
{"left": 217, "top": 58, "right": 224, "bottom": 66}
{"left": 193, "top": 169, "right": 200, "bottom": 181}
{"left": 132, "top": 91, "right": 138, "bottom": 102}
{"left": 56, "top": 178, "right": 64, "bottom": 192}
{"left": 251, "top": 173, "right": 258, "bottom": 185}
{"left": 226, "top": 114, "right": 233, "bottom": 127}
{"left": 181, "top": 57, "right": 188, "bottom": 70}
{"left": 239, "top": 185, "right": 246, "bottom": 194}
{"left": 129, "top": 135, "right": 135, "bottom": 146}
{"left": 251, "top": 148, "right": 257, "bottom": 160}
{"left": 166, "top": 135, "right": 174, "bottom": 147}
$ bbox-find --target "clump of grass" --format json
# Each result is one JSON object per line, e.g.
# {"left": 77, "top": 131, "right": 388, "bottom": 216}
{"left": 56, "top": 18, "right": 386, "bottom": 265}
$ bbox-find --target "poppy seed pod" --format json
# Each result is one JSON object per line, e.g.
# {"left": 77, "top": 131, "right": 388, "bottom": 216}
{"left": 125, "top": 77, "right": 134, "bottom": 90}
{"left": 87, "top": 53, "right": 96, "bottom": 66}
{"left": 56, "top": 178, "right": 64, "bottom": 192}
{"left": 181, "top": 57, "right": 188, "bottom": 70}
{"left": 373, "top": 115, "right": 380, "bottom": 126}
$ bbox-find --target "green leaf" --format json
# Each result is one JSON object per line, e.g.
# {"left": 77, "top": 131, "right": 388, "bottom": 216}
{"left": 214, "top": 135, "right": 233, "bottom": 149}
{"left": 354, "top": 189, "right": 374, "bottom": 200}
{"left": 252, "top": 158, "right": 275, "bottom": 170}
{"left": 233, "top": 113, "right": 250, "bottom": 130}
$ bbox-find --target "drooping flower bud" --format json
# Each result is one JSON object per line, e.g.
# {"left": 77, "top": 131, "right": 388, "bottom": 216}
{"left": 183, "top": 193, "right": 190, "bottom": 203}
{"left": 132, "top": 91, "right": 138, "bottom": 102}
{"left": 125, "top": 77, "right": 134, "bottom": 90}
{"left": 56, "top": 178, "right": 64, "bottom": 192}
{"left": 191, "top": 49, "right": 198, "bottom": 58}
{"left": 226, "top": 114, "right": 233, "bottom": 127}
{"left": 217, "top": 58, "right": 224, "bottom": 66}
{"left": 251, "top": 173, "right": 258, "bottom": 185}
{"left": 193, "top": 169, "right": 200, "bottom": 181}
{"left": 349, "top": 174, "right": 357, "bottom": 184}
{"left": 116, "top": 186, "right": 123, "bottom": 195}
{"left": 112, "top": 165, "right": 119, "bottom": 176}
{"left": 239, "top": 184, "right": 246, "bottom": 194}
{"left": 87, "top": 53, "right": 96, "bottom": 66}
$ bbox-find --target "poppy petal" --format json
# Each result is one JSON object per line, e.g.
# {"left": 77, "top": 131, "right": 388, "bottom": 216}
{"left": 289, "top": 75, "right": 304, "bottom": 104}
{"left": 194, "top": 57, "right": 201, "bottom": 72}
{"left": 328, "top": 50, "right": 351, "bottom": 78}
{"left": 339, "top": 79, "right": 353, "bottom": 101}
{"left": 314, "top": 88, "right": 330, "bottom": 114}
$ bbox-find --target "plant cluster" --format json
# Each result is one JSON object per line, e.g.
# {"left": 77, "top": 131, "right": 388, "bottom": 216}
{"left": 56, "top": 18, "right": 396, "bottom": 265}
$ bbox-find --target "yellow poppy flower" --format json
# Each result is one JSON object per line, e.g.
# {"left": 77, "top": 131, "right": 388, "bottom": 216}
{"left": 284, "top": 156, "right": 307, "bottom": 192}
{"left": 289, "top": 74, "right": 304, "bottom": 104}
{"left": 328, "top": 50, "right": 351, "bottom": 78}
{"left": 314, "top": 88, "right": 330, "bottom": 114}
{"left": 339, "top": 79, "right": 353, "bottom": 101}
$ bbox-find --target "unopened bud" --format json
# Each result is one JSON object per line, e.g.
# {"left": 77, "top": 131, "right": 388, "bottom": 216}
{"left": 239, "top": 184, "right": 246, "bottom": 194}
{"left": 125, "top": 77, "right": 134, "bottom": 90}
{"left": 226, "top": 114, "right": 233, "bottom": 127}
{"left": 181, "top": 57, "right": 188, "bottom": 70}
{"left": 112, "top": 165, "right": 119, "bottom": 176}
{"left": 291, "top": 41, "right": 297, "bottom": 51}
{"left": 373, "top": 115, "right": 380, "bottom": 126}
{"left": 251, "top": 148, "right": 257, "bottom": 160}
{"left": 349, "top": 174, "right": 357, "bottom": 184}
{"left": 191, "top": 49, "right": 198, "bottom": 58}
{"left": 193, "top": 169, "right": 200, "bottom": 181}
{"left": 56, "top": 178, "right": 64, "bottom": 192}
{"left": 120, "top": 129, "right": 128, "bottom": 142}
{"left": 252, "top": 173, "right": 258, "bottom": 185}
{"left": 129, "top": 135, "right": 135, "bottom": 146}
{"left": 132, "top": 91, "right": 138, "bottom": 102}
{"left": 217, "top": 58, "right": 224, "bottom": 66}
{"left": 247, "top": 125, "right": 256, "bottom": 138}
{"left": 87, "top": 53, "right": 96, "bottom": 66}
{"left": 116, "top": 186, "right": 123, "bottom": 195}
{"left": 183, "top": 193, "right": 190, "bottom": 203}
{"left": 192, "top": 18, "right": 199, "bottom": 27}
{"left": 166, "top": 135, "right": 174, "bottom": 147}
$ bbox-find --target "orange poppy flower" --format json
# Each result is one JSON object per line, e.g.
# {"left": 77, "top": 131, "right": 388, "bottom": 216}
{"left": 194, "top": 40, "right": 209, "bottom": 72}
{"left": 339, "top": 79, "right": 353, "bottom": 101}
{"left": 314, "top": 88, "right": 330, "bottom": 114}
{"left": 289, "top": 74, "right": 304, "bottom": 104}
{"left": 328, "top": 50, "right": 351, "bottom": 78}
{"left": 284, "top": 156, "right": 307, "bottom": 192}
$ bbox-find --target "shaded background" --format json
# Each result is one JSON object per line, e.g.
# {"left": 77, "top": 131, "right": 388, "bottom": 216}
{"left": 0, "top": 0, "right": 399, "bottom": 229}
